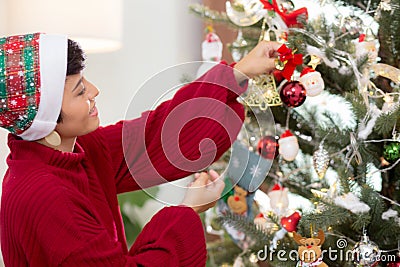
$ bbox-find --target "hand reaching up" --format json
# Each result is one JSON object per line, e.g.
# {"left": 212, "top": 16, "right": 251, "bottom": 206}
{"left": 233, "top": 40, "right": 281, "bottom": 83}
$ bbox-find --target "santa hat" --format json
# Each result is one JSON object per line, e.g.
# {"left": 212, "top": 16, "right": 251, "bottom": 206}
{"left": 300, "top": 67, "right": 315, "bottom": 77}
{"left": 0, "top": 33, "right": 67, "bottom": 140}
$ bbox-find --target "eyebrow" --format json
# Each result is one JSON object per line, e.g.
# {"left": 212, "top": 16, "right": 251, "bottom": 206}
{"left": 71, "top": 77, "right": 83, "bottom": 92}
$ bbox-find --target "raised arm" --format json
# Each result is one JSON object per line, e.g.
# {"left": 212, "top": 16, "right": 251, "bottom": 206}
{"left": 92, "top": 41, "right": 281, "bottom": 193}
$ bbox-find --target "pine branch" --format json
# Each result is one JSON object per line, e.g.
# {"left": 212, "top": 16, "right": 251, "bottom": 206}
{"left": 216, "top": 211, "right": 272, "bottom": 247}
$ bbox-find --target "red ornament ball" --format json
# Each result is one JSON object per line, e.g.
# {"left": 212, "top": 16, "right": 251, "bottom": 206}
{"left": 279, "top": 81, "right": 307, "bottom": 107}
{"left": 257, "top": 136, "right": 279, "bottom": 159}
{"left": 387, "top": 256, "right": 400, "bottom": 267}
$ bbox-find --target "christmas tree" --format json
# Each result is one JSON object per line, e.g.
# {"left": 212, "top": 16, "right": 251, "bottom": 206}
{"left": 190, "top": 0, "right": 400, "bottom": 266}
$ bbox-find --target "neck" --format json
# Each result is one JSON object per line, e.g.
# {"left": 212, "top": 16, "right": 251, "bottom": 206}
{"left": 36, "top": 136, "right": 77, "bottom": 152}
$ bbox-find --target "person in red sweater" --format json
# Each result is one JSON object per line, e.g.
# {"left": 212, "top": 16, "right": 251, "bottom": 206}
{"left": 0, "top": 32, "right": 280, "bottom": 266}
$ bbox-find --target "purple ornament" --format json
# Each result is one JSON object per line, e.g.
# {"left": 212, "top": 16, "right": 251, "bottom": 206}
{"left": 279, "top": 81, "right": 307, "bottom": 107}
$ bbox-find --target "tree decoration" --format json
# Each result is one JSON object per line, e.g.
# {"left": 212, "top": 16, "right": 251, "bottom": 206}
{"left": 334, "top": 192, "right": 370, "bottom": 214}
{"left": 341, "top": 15, "right": 363, "bottom": 36}
{"left": 254, "top": 213, "right": 268, "bottom": 228}
{"left": 260, "top": 0, "right": 308, "bottom": 28}
{"left": 279, "top": 81, "right": 307, "bottom": 107}
{"left": 201, "top": 26, "right": 222, "bottom": 62}
{"left": 278, "top": 130, "right": 299, "bottom": 161}
{"left": 196, "top": 26, "right": 223, "bottom": 77}
{"left": 280, "top": 211, "right": 301, "bottom": 232}
{"left": 386, "top": 253, "right": 400, "bottom": 267}
{"left": 257, "top": 135, "right": 279, "bottom": 159}
{"left": 383, "top": 142, "right": 400, "bottom": 163}
{"left": 243, "top": 74, "right": 282, "bottom": 109}
{"left": 276, "top": 44, "right": 303, "bottom": 81}
{"left": 268, "top": 183, "right": 289, "bottom": 213}
{"left": 227, "top": 185, "right": 248, "bottom": 215}
{"left": 372, "top": 63, "right": 400, "bottom": 84}
{"left": 225, "top": 0, "right": 266, "bottom": 27}
{"left": 354, "top": 33, "right": 378, "bottom": 63}
{"left": 299, "top": 67, "right": 325, "bottom": 97}
{"left": 230, "top": 29, "right": 250, "bottom": 62}
{"left": 352, "top": 232, "right": 380, "bottom": 267}
{"left": 312, "top": 143, "right": 330, "bottom": 179}
{"left": 293, "top": 229, "right": 328, "bottom": 267}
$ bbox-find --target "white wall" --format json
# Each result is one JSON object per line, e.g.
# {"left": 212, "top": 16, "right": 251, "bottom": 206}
{"left": 85, "top": 0, "right": 202, "bottom": 124}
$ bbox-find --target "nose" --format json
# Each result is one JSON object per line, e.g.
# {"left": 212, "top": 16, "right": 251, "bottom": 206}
{"left": 87, "top": 81, "right": 100, "bottom": 100}
{"left": 307, "top": 245, "right": 312, "bottom": 249}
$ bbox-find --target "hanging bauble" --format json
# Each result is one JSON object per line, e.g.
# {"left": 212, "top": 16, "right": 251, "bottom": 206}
{"left": 299, "top": 67, "right": 325, "bottom": 97}
{"left": 355, "top": 34, "right": 378, "bottom": 63}
{"left": 268, "top": 183, "right": 289, "bottom": 211}
{"left": 225, "top": 0, "right": 266, "bottom": 27}
{"left": 227, "top": 185, "right": 248, "bottom": 215}
{"left": 280, "top": 211, "right": 301, "bottom": 232}
{"left": 313, "top": 143, "right": 330, "bottom": 179}
{"left": 254, "top": 213, "right": 267, "bottom": 229}
{"left": 279, "top": 81, "right": 307, "bottom": 108}
{"left": 383, "top": 142, "right": 400, "bottom": 163}
{"left": 202, "top": 30, "right": 222, "bottom": 62}
{"left": 257, "top": 135, "right": 279, "bottom": 159}
{"left": 230, "top": 29, "right": 249, "bottom": 62}
{"left": 278, "top": 130, "right": 299, "bottom": 161}
{"left": 221, "top": 177, "right": 235, "bottom": 203}
{"left": 352, "top": 233, "right": 380, "bottom": 266}
{"left": 196, "top": 27, "right": 223, "bottom": 78}
{"left": 387, "top": 254, "right": 400, "bottom": 267}
{"left": 341, "top": 15, "right": 363, "bottom": 36}
{"left": 276, "top": 0, "right": 295, "bottom": 12}
{"left": 243, "top": 74, "right": 282, "bottom": 109}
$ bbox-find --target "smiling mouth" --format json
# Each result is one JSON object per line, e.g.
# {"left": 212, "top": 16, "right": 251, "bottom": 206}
{"left": 89, "top": 104, "right": 96, "bottom": 115}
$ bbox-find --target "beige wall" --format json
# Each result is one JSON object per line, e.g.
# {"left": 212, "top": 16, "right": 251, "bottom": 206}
{"left": 0, "top": 0, "right": 6, "bottom": 35}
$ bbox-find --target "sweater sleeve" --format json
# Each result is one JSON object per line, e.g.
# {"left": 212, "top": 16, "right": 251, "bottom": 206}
{"left": 15, "top": 177, "right": 206, "bottom": 267}
{"left": 97, "top": 62, "right": 247, "bottom": 193}
{"left": 60, "top": 206, "right": 206, "bottom": 267}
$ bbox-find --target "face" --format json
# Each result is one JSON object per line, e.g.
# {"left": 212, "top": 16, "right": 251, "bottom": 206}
{"left": 55, "top": 73, "right": 100, "bottom": 138}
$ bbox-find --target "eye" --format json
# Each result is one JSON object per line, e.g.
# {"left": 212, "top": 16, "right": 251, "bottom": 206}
{"left": 77, "top": 82, "right": 86, "bottom": 96}
{"left": 311, "top": 242, "right": 314, "bottom": 245}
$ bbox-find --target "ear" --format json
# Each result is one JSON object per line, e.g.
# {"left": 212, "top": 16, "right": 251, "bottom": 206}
{"left": 317, "top": 229, "right": 325, "bottom": 245}
{"left": 293, "top": 232, "right": 305, "bottom": 245}
{"left": 300, "top": 239, "right": 307, "bottom": 245}
{"left": 313, "top": 238, "right": 321, "bottom": 246}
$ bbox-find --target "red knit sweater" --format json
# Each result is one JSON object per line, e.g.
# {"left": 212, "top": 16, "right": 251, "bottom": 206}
{"left": 0, "top": 63, "right": 247, "bottom": 266}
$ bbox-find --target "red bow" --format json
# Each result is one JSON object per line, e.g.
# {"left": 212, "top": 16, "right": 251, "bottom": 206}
{"left": 277, "top": 44, "right": 303, "bottom": 81}
{"left": 260, "top": 0, "right": 308, "bottom": 28}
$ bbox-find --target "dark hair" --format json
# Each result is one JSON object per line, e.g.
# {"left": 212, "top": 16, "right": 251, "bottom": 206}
{"left": 57, "top": 39, "right": 86, "bottom": 123}
{"left": 66, "top": 39, "right": 86, "bottom": 75}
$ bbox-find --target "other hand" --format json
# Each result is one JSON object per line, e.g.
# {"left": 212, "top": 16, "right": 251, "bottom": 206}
{"left": 180, "top": 170, "right": 225, "bottom": 213}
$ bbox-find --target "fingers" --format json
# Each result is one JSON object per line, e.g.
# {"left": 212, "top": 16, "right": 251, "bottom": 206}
{"left": 195, "top": 172, "right": 209, "bottom": 186}
{"left": 265, "top": 58, "right": 278, "bottom": 74}
{"left": 208, "top": 169, "right": 219, "bottom": 181}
